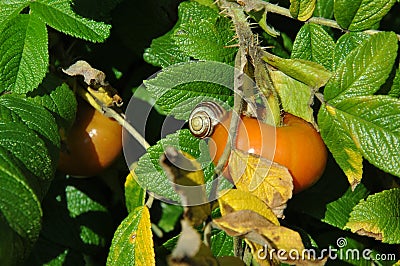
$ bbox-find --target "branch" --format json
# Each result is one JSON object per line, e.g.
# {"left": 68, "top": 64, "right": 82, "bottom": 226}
{"left": 238, "top": 0, "right": 400, "bottom": 41}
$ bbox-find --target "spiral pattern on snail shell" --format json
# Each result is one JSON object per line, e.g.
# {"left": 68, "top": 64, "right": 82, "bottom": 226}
{"left": 189, "top": 101, "right": 227, "bottom": 139}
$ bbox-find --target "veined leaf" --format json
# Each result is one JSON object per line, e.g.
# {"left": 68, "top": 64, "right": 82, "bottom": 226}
{"left": 0, "top": 94, "right": 60, "bottom": 151}
{"left": 0, "top": 122, "right": 54, "bottom": 184}
{"left": 346, "top": 188, "right": 400, "bottom": 244}
{"left": 228, "top": 150, "right": 293, "bottom": 218}
{"left": 291, "top": 23, "right": 335, "bottom": 71}
{"left": 322, "top": 184, "right": 370, "bottom": 229}
{"left": 332, "top": 32, "right": 370, "bottom": 71}
{"left": 0, "top": 146, "right": 42, "bottom": 244}
{"left": 334, "top": 0, "right": 396, "bottom": 31}
{"left": 172, "top": 2, "right": 237, "bottom": 64}
{"left": 325, "top": 32, "right": 398, "bottom": 103}
{"left": 270, "top": 70, "right": 314, "bottom": 124}
{"left": 318, "top": 105, "right": 363, "bottom": 188}
{"left": 28, "top": 80, "right": 77, "bottom": 131}
{"left": 213, "top": 210, "right": 326, "bottom": 265}
{"left": 263, "top": 52, "right": 331, "bottom": 89}
{"left": 0, "top": 14, "right": 48, "bottom": 93}
{"left": 144, "top": 61, "right": 234, "bottom": 120}
{"left": 290, "top": 0, "right": 316, "bottom": 21}
{"left": 30, "top": 0, "right": 110, "bottom": 42}
{"left": 0, "top": 0, "right": 29, "bottom": 29}
{"left": 319, "top": 95, "right": 400, "bottom": 188}
{"left": 144, "top": 31, "right": 190, "bottom": 68}
{"left": 107, "top": 206, "right": 155, "bottom": 266}
{"left": 144, "top": 1, "right": 236, "bottom": 67}
{"left": 218, "top": 189, "right": 279, "bottom": 225}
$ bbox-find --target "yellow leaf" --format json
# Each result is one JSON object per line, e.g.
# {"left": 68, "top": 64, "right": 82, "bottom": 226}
{"left": 213, "top": 210, "right": 326, "bottom": 265}
{"left": 229, "top": 150, "right": 293, "bottom": 218}
{"left": 218, "top": 189, "right": 279, "bottom": 225}
{"left": 160, "top": 146, "right": 210, "bottom": 226}
{"left": 107, "top": 206, "right": 155, "bottom": 266}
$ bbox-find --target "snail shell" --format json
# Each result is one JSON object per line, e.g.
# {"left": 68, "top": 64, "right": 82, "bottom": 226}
{"left": 189, "top": 101, "right": 227, "bottom": 139}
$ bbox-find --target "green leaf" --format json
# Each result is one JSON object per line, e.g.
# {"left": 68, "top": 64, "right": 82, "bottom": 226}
{"left": 289, "top": 0, "right": 316, "bottom": 21}
{"left": 291, "top": 23, "right": 335, "bottom": 71}
{"left": 325, "top": 32, "right": 398, "bottom": 104}
{"left": 322, "top": 184, "right": 370, "bottom": 229}
{"left": 0, "top": 14, "right": 48, "bottom": 93}
{"left": 135, "top": 130, "right": 209, "bottom": 203}
{"left": 346, "top": 188, "right": 400, "bottom": 244}
{"left": 210, "top": 230, "right": 234, "bottom": 257}
{"left": 389, "top": 68, "right": 400, "bottom": 98}
{"left": 28, "top": 176, "right": 114, "bottom": 264}
{"left": 245, "top": 4, "right": 280, "bottom": 37}
{"left": 334, "top": 0, "right": 396, "bottom": 30}
{"left": 28, "top": 80, "right": 77, "bottom": 131}
{"left": 144, "top": 1, "right": 236, "bottom": 67}
{"left": 135, "top": 130, "right": 231, "bottom": 203}
{"left": 125, "top": 171, "right": 146, "bottom": 213}
{"left": 313, "top": 0, "right": 334, "bottom": 18}
{"left": 0, "top": 146, "right": 42, "bottom": 244}
{"left": 319, "top": 95, "right": 400, "bottom": 187}
{"left": 263, "top": 52, "right": 332, "bottom": 89}
{"left": 144, "top": 61, "right": 234, "bottom": 120}
{"left": 0, "top": 122, "right": 54, "bottom": 184}
{"left": 318, "top": 105, "right": 363, "bottom": 188}
{"left": 0, "top": 94, "right": 60, "bottom": 151}
{"left": 158, "top": 203, "right": 183, "bottom": 233}
{"left": 270, "top": 70, "right": 314, "bottom": 123}
{"left": 332, "top": 32, "right": 370, "bottom": 71}
{"left": 30, "top": 0, "right": 111, "bottom": 42}
{"left": 172, "top": 2, "right": 237, "bottom": 64}
{"left": 143, "top": 31, "right": 190, "bottom": 68}
{"left": 107, "top": 206, "right": 155, "bottom": 266}
{"left": 0, "top": 0, "right": 29, "bottom": 29}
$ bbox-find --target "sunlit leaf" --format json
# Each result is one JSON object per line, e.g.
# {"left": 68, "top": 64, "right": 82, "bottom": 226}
{"left": 346, "top": 188, "right": 400, "bottom": 244}
{"left": 218, "top": 189, "right": 279, "bottom": 225}
{"left": 229, "top": 150, "right": 293, "bottom": 218}
{"left": 107, "top": 206, "right": 155, "bottom": 266}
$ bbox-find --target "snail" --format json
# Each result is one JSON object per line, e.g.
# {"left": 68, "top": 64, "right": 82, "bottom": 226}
{"left": 188, "top": 101, "right": 228, "bottom": 139}
{"left": 188, "top": 101, "right": 328, "bottom": 193}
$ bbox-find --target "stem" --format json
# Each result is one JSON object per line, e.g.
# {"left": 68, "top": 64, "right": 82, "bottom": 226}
{"left": 239, "top": 0, "right": 400, "bottom": 41}
{"left": 77, "top": 86, "right": 150, "bottom": 150}
{"left": 233, "top": 236, "right": 243, "bottom": 257}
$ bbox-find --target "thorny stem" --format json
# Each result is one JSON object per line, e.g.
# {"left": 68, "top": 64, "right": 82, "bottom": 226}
{"left": 208, "top": 50, "right": 245, "bottom": 202}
